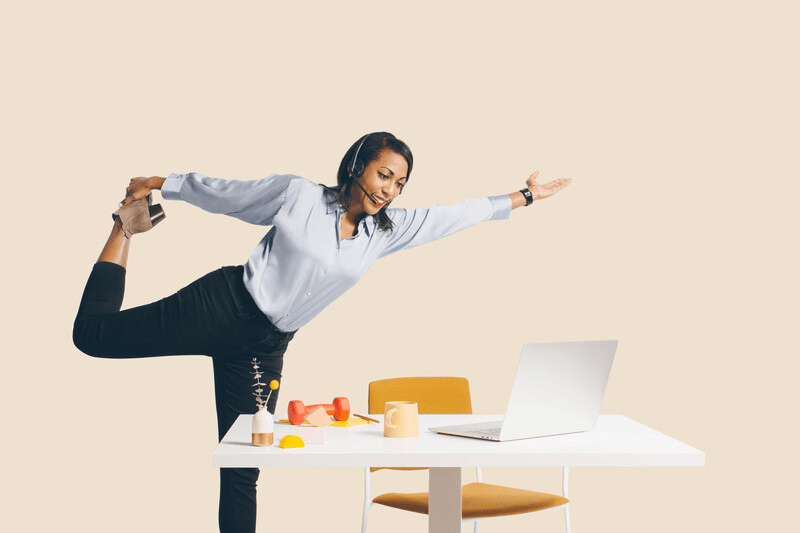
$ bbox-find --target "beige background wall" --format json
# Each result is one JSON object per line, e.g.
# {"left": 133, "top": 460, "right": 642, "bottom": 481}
{"left": 2, "top": 1, "right": 797, "bottom": 531}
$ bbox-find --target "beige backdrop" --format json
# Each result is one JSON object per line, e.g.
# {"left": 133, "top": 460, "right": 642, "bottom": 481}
{"left": 3, "top": 1, "right": 798, "bottom": 532}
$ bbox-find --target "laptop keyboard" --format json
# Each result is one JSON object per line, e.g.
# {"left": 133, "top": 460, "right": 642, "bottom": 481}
{"left": 471, "top": 425, "right": 502, "bottom": 438}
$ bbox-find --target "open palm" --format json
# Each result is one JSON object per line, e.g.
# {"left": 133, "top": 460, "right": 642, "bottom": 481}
{"left": 526, "top": 170, "right": 572, "bottom": 201}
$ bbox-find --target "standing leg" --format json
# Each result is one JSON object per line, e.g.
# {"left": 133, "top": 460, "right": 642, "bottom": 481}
{"left": 212, "top": 270, "right": 295, "bottom": 533}
{"left": 213, "top": 354, "right": 282, "bottom": 533}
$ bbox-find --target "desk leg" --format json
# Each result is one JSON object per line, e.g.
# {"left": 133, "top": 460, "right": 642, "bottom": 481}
{"left": 429, "top": 467, "right": 462, "bottom": 533}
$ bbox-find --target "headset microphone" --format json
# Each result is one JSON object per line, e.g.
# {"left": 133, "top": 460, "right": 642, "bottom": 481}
{"left": 353, "top": 175, "right": 379, "bottom": 205}
{"left": 348, "top": 133, "right": 379, "bottom": 205}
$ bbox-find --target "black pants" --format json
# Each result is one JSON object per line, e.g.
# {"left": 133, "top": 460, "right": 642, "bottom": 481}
{"left": 73, "top": 262, "right": 295, "bottom": 533}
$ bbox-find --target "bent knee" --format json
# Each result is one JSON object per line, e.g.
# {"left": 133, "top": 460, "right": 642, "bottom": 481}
{"left": 72, "top": 321, "right": 108, "bottom": 358}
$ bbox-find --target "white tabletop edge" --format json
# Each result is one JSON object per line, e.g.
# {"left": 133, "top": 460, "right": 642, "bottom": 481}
{"left": 212, "top": 414, "right": 704, "bottom": 469}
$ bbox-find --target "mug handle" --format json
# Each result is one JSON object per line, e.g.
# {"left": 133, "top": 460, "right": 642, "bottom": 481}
{"left": 385, "top": 408, "right": 397, "bottom": 429}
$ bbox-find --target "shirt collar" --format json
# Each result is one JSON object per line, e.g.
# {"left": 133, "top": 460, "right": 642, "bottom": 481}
{"left": 324, "top": 187, "right": 374, "bottom": 237}
{"left": 324, "top": 187, "right": 339, "bottom": 215}
{"left": 361, "top": 215, "right": 375, "bottom": 237}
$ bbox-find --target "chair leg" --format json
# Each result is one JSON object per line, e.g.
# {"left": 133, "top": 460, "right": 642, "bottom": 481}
{"left": 562, "top": 467, "right": 571, "bottom": 533}
{"left": 474, "top": 467, "right": 481, "bottom": 532}
{"left": 361, "top": 467, "right": 371, "bottom": 533}
{"left": 361, "top": 503, "right": 371, "bottom": 533}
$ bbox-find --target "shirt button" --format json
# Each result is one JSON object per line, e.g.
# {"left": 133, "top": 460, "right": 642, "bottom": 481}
{"left": 306, "top": 292, "right": 312, "bottom": 297}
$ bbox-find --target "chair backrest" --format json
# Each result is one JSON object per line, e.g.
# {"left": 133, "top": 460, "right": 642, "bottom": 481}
{"left": 368, "top": 377, "right": 472, "bottom": 415}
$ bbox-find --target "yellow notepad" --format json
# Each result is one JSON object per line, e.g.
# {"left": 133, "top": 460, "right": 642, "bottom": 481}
{"left": 278, "top": 417, "right": 368, "bottom": 427}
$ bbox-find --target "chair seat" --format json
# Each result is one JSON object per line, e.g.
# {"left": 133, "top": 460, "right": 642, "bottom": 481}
{"left": 372, "top": 482, "right": 569, "bottom": 519}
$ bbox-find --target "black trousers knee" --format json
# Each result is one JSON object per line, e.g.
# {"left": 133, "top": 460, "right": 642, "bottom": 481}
{"left": 74, "top": 262, "right": 295, "bottom": 533}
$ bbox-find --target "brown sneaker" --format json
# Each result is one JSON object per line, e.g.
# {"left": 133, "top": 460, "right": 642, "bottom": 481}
{"left": 112, "top": 194, "right": 166, "bottom": 238}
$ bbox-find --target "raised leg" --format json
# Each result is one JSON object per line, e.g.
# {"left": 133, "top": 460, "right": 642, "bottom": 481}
{"left": 97, "top": 218, "right": 130, "bottom": 268}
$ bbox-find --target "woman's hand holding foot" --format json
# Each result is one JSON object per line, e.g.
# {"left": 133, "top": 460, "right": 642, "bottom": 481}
{"left": 122, "top": 176, "right": 166, "bottom": 206}
{"left": 112, "top": 176, "right": 167, "bottom": 238}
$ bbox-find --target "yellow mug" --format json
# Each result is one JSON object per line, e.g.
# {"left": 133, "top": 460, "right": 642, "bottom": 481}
{"left": 384, "top": 401, "right": 419, "bottom": 438}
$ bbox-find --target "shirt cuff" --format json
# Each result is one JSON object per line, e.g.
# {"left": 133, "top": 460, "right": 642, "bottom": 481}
{"left": 487, "top": 194, "right": 513, "bottom": 221}
{"left": 161, "top": 173, "right": 185, "bottom": 200}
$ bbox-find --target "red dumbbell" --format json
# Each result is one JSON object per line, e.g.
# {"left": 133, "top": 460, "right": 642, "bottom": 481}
{"left": 287, "top": 397, "right": 350, "bottom": 425}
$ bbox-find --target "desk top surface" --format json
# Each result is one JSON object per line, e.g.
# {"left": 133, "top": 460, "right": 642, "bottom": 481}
{"left": 213, "top": 414, "right": 704, "bottom": 468}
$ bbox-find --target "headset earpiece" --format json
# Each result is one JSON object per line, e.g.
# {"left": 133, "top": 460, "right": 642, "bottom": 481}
{"left": 348, "top": 134, "right": 371, "bottom": 180}
{"left": 350, "top": 160, "right": 365, "bottom": 179}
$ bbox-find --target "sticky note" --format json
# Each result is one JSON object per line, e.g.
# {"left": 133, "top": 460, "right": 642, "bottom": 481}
{"left": 305, "top": 406, "right": 333, "bottom": 427}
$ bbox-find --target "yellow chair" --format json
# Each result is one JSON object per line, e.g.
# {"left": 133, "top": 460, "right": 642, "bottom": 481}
{"left": 361, "top": 377, "right": 571, "bottom": 533}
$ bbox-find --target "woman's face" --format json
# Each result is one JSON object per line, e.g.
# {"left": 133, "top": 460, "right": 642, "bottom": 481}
{"left": 351, "top": 149, "right": 409, "bottom": 215}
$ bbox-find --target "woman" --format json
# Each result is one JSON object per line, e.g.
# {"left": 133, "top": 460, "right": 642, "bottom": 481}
{"left": 73, "top": 132, "right": 572, "bottom": 532}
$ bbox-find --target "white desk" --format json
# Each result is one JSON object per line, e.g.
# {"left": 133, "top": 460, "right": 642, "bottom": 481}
{"left": 213, "top": 414, "right": 704, "bottom": 532}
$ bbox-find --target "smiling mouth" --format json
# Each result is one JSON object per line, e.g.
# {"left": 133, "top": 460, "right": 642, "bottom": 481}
{"left": 372, "top": 195, "right": 388, "bottom": 207}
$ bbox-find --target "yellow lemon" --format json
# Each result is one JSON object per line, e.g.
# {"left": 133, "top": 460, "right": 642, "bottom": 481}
{"left": 278, "top": 435, "right": 305, "bottom": 449}
{"left": 269, "top": 380, "right": 279, "bottom": 390}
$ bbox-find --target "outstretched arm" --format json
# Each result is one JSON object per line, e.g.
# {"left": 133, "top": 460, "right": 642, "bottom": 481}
{"left": 121, "top": 173, "right": 295, "bottom": 226}
{"left": 508, "top": 170, "right": 572, "bottom": 209}
{"left": 379, "top": 171, "right": 573, "bottom": 257}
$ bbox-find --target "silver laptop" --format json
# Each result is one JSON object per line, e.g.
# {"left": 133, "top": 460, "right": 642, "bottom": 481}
{"left": 430, "top": 340, "right": 618, "bottom": 441}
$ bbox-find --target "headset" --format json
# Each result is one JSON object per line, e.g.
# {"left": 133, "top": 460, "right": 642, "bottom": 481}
{"left": 347, "top": 133, "right": 379, "bottom": 205}
{"left": 347, "top": 133, "right": 402, "bottom": 205}
{"left": 347, "top": 133, "right": 371, "bottom": 179}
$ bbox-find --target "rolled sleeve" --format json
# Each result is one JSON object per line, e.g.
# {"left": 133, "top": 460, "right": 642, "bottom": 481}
{"left": 161, "top": 173, "right": 184, "bottom": 200}
{"left": 487, "top": 194, "right": 513, "bottom": 221}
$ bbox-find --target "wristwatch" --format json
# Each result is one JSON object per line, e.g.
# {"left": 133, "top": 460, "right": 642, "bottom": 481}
{"left": 520, "top": 188, "right": 533, "bottom": 206}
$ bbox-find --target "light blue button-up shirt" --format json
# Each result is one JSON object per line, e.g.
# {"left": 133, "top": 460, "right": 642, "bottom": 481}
{"left": 162, "top": 173, "right": 512, "bottom": 331}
